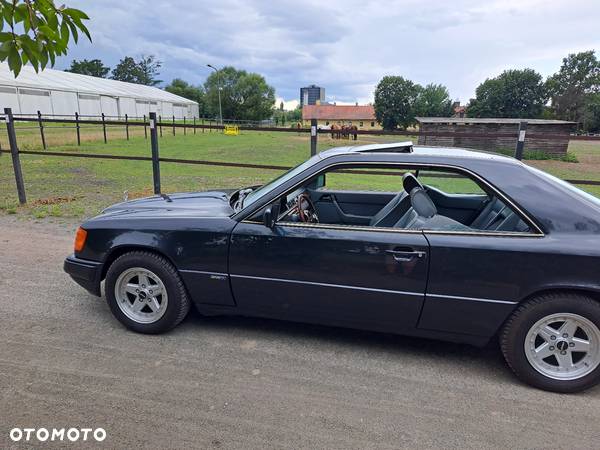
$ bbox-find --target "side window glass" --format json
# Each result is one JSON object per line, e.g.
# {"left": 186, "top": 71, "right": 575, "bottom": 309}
{"left": 319, "top": 168, "right": 409, "bottom": 193}
{"left": 418, "top": 170, "right": 486, "bottom": 195}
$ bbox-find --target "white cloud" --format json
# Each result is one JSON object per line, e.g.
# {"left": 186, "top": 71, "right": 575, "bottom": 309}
{"left": 59, "top": 0, "right": 600, "bottom": 104}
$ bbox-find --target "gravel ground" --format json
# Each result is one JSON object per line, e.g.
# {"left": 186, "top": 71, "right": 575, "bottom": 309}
{"left": 1, "top": 216, "right": 599, "bottom": 449}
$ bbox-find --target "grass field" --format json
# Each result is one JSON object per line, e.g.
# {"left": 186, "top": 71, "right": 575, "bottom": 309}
{"left": 0, "top": 123, "right": 598, "bottom": 221}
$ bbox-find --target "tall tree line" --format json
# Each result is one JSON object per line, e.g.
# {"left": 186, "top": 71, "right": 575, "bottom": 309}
{"left": 374, "top": 50, "right": 600, "bottom": 132}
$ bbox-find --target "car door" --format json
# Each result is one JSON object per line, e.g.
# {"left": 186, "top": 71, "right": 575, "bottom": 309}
{"left": 228, "top": 220, "right": 430, "bottom": 333}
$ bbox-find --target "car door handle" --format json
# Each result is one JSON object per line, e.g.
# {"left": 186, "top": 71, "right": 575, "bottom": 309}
{"left": 385, "top": 249, "right": 427, "bottom": 262}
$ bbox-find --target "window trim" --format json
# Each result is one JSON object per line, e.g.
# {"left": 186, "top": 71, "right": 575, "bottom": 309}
{"left": 239, "top": 161, "right": 545, "bottom": 237}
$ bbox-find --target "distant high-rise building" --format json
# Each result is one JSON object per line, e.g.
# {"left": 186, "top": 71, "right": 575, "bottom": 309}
{"left": 300, "top": 85, "right": 325, "bottom": 108}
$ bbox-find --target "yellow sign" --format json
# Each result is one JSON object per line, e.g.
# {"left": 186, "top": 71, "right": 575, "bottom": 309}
{"left": 224, "top": 125, "right": 239, "bottom": 135}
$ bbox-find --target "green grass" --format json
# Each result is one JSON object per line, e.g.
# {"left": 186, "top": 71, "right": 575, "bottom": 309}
{"left": 0, "top": 125, "right": 598, "bottom": 221}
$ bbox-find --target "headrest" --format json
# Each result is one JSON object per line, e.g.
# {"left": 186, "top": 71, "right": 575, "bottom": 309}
{"left": 402, "top": 173, "right": 423, "bottom": 194}
{"left": 410, "top": 188, "right": 437, "bottom": 218}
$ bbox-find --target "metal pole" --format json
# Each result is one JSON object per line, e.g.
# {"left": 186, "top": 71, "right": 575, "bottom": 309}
{"left": 183, "top": 116, "right": 186, "bottom": 136}
{"left": 37, "top": 110, "right": 46, "bottom": 150}
{"left": 101, "top": 113, "right": 107, "bottom": 144}
{"left": 193, "top": 116, "right": 196, "bottom": 134}
{"left": 514, "top": 121, "right": 528, "bottom": 160}
{"left": 125, "top": 113, "right": 129, "bottom": 140}
{"left": 159, "top": 115, "right": 163, "bottom": 137}
{"left": 143, "top": 114, "right": 148, "bottom": 139}
{"left": 4, "top": 108, "right": 26, "bottom": 204}
{"left": 172, "top": 114, "right": 176, "bottom": 136}
{"left": 208, "top": 64, "right": 223, "bottom": 126}
{"left": 149, "top": 112, "right": 161, "bottom": 194}
{"left": 310, "top": 118, "right": 318, "bottom": 156}
{"left": 75, "top": 112, "right": 81, "bottom": 146}
{"left": 217, "top": 86, "right": 223, "bottom": 127}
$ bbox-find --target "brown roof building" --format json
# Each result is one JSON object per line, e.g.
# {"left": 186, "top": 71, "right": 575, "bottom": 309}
{"left": 302, "top": 104, "right": 381, "bottom": 129}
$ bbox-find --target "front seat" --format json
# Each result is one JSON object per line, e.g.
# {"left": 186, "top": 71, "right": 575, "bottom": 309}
{"left": 369, "top": 173, "right": 421, "bottom": 227}
{"left": 396, "top": 186, "right": 472, "bottom": 231}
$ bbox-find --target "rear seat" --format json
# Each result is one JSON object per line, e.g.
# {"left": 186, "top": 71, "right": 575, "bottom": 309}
{"left": 470, "top": 197, "right": 529, "bottom": 232}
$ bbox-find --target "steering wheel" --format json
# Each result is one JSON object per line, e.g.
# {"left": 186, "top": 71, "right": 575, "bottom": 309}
{"left": 296, "top": 193, "right": 319, "bottom": 223}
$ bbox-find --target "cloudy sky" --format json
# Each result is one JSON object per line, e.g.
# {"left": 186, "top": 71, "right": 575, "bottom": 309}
{"left": 58, "top": 0, "right": 600, "bottom": 109}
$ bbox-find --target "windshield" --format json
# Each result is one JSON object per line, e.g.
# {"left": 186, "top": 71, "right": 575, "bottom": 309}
{"left": 527, "top": 166, "right": 600, "bottom": 210}
{"left": 242, "top": 155, "right": 321, "bottom": 209}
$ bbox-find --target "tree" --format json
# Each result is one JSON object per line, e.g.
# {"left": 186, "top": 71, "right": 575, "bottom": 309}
{"left": 547, "top": 51, "right": 600, "bottom": 125}
{"left": 111, "top": 55, "right": 162, "bottom": 86}
{"left": 165, "top": 78, "right": 205, "bottom": 115}
{"left": 65, "top": 58, "right": 109, "bottom": 77}
{"left": 415, "top": 83, "right": 453, "bottom": 117}
{"left": 0, "top": 1, "right": 91, "bottom": 77}
{"left": 373, "top": 76, "right": 421, "bottom": 130}
{"left": 111, "top": 56, "right": 138, "bottom": 83}
{"left": 204, "top": 66, "right": 275, "bottom": 121}
{"left": 582, "top": 93, "right": 600, "bottom": 133}
{"left": 136, "top": 55, "right": 162, "bottom": 86}
{"left": 467, "top": 69, "right": 547, "bottom": 118}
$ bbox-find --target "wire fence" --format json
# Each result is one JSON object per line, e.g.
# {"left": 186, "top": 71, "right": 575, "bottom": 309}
{"left": 1, "top": 108, "right": 600, "bottom": 205}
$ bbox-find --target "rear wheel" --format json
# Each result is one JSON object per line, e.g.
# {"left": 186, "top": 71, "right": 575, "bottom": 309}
{"left": 500, "top": 293, "right": 600, "bottom": 393}
{"left": 105, "top": 251, "right": 190, "bottom": 334}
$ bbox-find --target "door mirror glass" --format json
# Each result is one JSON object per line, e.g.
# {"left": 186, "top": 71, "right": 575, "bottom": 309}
{"left": 263, "top": 203, "right": 280, "bottom": 229}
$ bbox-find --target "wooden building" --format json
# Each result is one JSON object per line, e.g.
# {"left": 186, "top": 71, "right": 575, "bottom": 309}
{"left": 302, "top": 104, "right": 382, "bottom": 130}
{"left": 416, "top": 117, "right": 575, "bottom": 155}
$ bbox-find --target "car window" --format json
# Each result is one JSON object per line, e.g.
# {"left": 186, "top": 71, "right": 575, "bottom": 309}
{"left": 319, "top": 167, "right": 409, "bottom": 192}
{"left": 418, "top": 170, "right": 486, "bottom": 195}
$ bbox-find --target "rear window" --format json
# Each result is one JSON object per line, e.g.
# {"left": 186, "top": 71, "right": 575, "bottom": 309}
{"left": 527, "top": 166, "right": 600, "bottom": 210}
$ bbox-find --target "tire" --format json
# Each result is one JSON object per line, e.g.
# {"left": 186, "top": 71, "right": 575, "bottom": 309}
{"left": 500, "top": 292, "right": 600, "bottom": 393}
{"left": 105, "top": 251, "right": 190, "bottom": 334}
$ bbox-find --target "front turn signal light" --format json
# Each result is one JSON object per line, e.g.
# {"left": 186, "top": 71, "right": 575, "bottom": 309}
{"left": 74, "top": 227, "right": 88, "bottom": 252}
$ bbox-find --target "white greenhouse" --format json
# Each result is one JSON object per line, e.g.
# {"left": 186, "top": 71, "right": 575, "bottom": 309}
{"left": 0, "top": 62, "right": 199, "bottom": 119}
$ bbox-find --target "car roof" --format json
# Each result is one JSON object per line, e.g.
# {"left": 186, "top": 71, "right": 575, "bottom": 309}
{"left": 319, "top": 141, "right": 521, "bottom": 165}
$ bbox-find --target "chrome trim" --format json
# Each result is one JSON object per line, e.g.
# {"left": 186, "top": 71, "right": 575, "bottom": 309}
{"left": 230, "top": 274, "right": 425, "bottom": 297}
{"left": 180, "top": 269, "right": 229, "bottom": 277}
{"left": 240, "top": 219, "right": 543, "bottom": 237}
{"left": 427, "top": 293, "right": 518, "bottom": 305}
{"left": 235, "top": 160, "right": 545, "bottom": 237}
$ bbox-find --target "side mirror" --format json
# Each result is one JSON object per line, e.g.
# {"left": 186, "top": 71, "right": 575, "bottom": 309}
{"left": 263, "top": 203, "right": 280, "bottom": 229}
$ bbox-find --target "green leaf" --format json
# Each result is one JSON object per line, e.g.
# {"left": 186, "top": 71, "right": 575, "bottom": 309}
{"left": 62, "top": 8, "right": 90, "bottom": 21}
{"left": 60, "top": 19, "right": 69, "bottom": 45}
{"left": 48, "top": 47, "right": 55, "bottom": 66}
{"left": 39, "top": 47, "right": 48, "bottom": 70}
{"left": 8, "top": 45, "right": 22, "bottom": 77}
{"left": 0, "top": 40, "right": 13, "bottom": 61}
{"left": 38, "top": 25, "right": 56, "bottom": 39}
{"left": 66, "top": 20, "right": 78, "bottom": 43}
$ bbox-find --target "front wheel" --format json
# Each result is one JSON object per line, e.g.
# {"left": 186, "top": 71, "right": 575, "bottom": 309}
{"left": 500, "top": 293, "right": 600, "bottom": 393}
{"left": 105, "top": 251, "right": 190, "bottom": 334}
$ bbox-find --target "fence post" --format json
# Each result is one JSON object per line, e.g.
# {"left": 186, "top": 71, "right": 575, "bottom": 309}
{"left": 193, "top": 116, "right": 196, "bottom": 135}
{"left": 183, "top": 116, "right": 186, "bottom": 136}
{"left": 4, "top": 108, "right": 26, "bottom": 204}
{"left": 202, "top": 118, "right": 205, "bottom": 133}
{"left": 514, "top": 121, "right": 528, "bottom": 160}
{"left": 101, "top": 113, "right": 107, "bottom": 143}
{"left": 37, "top": 110, "right": 46, "bottom": 150}
{"left": 172, "top": 114, "right": 176, "bottom": 136}
{"left": 159, "top": 115, "right": 163, "bottom": 137}
{"left": 149, "top": 112, "right": 161, "bottom": 194}
{"left": 143, "top": 114, "right": 148, "bottom": 139}
{"left": 125, "top": 113, "right": 129, "bottom": 140}
{"left": 75, "top": 112, "right": 81, "bottom": 146}
{"left": 310, "top": 118, "right": 318, "bottom": 156}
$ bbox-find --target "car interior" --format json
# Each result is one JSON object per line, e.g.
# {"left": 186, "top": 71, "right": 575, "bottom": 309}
{"left": 275, "top": 169, "right": 532, "bottom": 233}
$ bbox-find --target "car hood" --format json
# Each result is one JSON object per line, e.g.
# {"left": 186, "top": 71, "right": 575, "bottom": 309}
{"left": 101, "top": 191, "right": 235, "bottom": 217}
